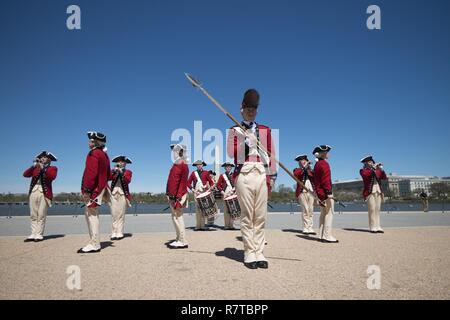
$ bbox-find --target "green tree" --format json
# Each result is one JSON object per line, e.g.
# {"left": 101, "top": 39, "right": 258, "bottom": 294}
{"left": 430, "top": 183, "right": 450, "bottom": 199}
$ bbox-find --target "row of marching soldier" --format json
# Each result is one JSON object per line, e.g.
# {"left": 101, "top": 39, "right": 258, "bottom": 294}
{"left": 22, "top": 91, "right": 388, "bottom": 266}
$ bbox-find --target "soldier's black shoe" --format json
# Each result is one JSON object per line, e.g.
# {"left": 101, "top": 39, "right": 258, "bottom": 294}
{"left": 376, "top": 230, "right": 385, "bottom": 234}
{"left": 256, "top": 261, "right": 268, "bottom": 269}
{"left": 244, "top": 262, "right": 258, "bottom": 269}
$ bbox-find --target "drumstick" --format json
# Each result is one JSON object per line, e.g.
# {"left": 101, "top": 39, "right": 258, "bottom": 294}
{"left": 184, "top": 73, "right": 305, "bottom": 189}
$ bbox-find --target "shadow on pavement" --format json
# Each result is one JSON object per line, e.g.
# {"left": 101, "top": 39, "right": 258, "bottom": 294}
{"left": 342, "top": 228, "right": 372, "bottom": 233}
{"left": 215, "top": 247, "right": 244, "bottom": 263}
{"left": 296, "top": 235, "right": 321, "bottom": 242}
{"left": 100, "top": 241, "right": 114, "bottom": 249}
{"left": 186, "top": 227, "right": 218, "bottom": 231}
{"left": 43, "top": 234, "right": 65, "bottom": 240}
{"left": 282, "top": 229, "right": 303, "bottom": 234}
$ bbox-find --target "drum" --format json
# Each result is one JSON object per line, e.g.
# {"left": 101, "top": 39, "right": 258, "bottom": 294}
{"left": 196, "top": 190, "right": 218, "bottom": 219}
{"left": 224, "top": 194, "right": 241, "bottom": 220}
{"left": 212, "top": 187, "right": 222, "bottom": 199}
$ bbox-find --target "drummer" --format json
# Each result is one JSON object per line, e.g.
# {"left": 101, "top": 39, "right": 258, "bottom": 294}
{"left": 216, "top": 162, "right": 237, "bottom": 230}
{"left": 187, "top": 160, "right": 215, "bottom": 231}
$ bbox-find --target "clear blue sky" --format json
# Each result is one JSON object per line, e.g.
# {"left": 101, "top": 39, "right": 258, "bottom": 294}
{"left": 1, "top": 0, "right": 449, "bottom": 193}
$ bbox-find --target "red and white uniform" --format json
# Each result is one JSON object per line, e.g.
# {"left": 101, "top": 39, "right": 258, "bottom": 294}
{"left": 227, "top": 123, "right": 276, "bottom": 191}
{"left": 294, "top": 166, "right": 315, "bottom": 233}
{"left": 81, "top": 146, "right": 111, "bottom": 250}
{"left": 187, "top": 170, "right": 214, "bottom": 192}
{"left": 23, "top": 165, "right": 58, "bottom": 201}
{"left": 166, "top": 160, "right": 189, "bottom": 209}
{"left": 188, "top": 169, "right": 214, "bottom": 229}
{"left": 313, "top": 158, "right": 337, "bottom": 242}
{"left": 360, "top": 166, "right": 387, "bottom": 232}
{"left": 360, "top": 167, "right": 387, "bottom": 200}
{"left": 109, "top": 169, "right": 133, "bottom": 201}
{"left": 293, "top": 167, "right": 315, "bottom": 198}
{"left": 313, "top": 158, "right": 332, "bottom": 202}
{"left": 227, "top": 122, "right": 276, "bottom": 263}
{"left": 166, "top": 159, "right": 189, "bottom": 245}
{"left": 109, "top": 168, "right": 133, "bottom": 237}
{"left": 81, "top": 147, "right": 111, "bottom": 208}
{"left": 216, "top": 171, "right": 236, "bottom": 229}
{"left": 23, "top": 164, "right": 58, "bottom": 238}
{"left": 216, "top": 172, "right": 234, "bottom": 195}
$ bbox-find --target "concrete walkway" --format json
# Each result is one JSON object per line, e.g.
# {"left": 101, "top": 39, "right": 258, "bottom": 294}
{"left": 1, "top": 211, "right": 450, "bottom": 236}
{"left": 1, "top": 212, "right": 450, "bottom": 299}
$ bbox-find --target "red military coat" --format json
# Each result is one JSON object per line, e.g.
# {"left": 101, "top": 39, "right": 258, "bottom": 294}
{"left": 187, "top": 170, "right": 214, "bottom": 190}
{"left": 226, "top": 123, "right": 276, "bottom": 192}
{"left": 23, "top": 165, "right": 58, "bottom": 200}
{"left": 313, "top": 159, "right": 332, "bottom": 201}
{"left": 109, "top": 169, "right": 133, "bottom": 201}
{"left": 293, "top": 167, "right": 314, "bottom": 198}
{"left": 216, "top": 172, "right": 234, "bottom": 193}
{"left": 81, "top": 147, "right": 111, "bottom": 207}
{"left": 166, "top": 160, "right": 189, "bottom": 209}
{"left": 360, "top": 167, "right": 387, "bottom": 200}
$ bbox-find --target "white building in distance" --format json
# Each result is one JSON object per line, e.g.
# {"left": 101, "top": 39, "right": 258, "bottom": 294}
{"left": 333, "top": 174, "right": 450, "bottom": 197}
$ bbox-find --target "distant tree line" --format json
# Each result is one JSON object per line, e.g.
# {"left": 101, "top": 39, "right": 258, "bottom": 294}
{"left": 1, "top": 182, "right": 449, "bottom": 203}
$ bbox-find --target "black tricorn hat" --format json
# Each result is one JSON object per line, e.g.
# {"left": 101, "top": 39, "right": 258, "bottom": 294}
{"left": 312, "top": 145, "right": 331, "bottom": 155}
{"left": 294, "top": 154, "right": 309, "bottom": 162}
{"left": 242, "top": 89, "right": 260, "bottom": 108}
{"left": 87, "top": 131, "right": 106, "bottom": 143}
{"left": 360, "top": 155, "right": 375, "bottom": 163}
{"left": 221, "top": 162, "right": 235, "bottom": 168}
{"left": 192, "top": 160, "right": 207, "bottom": 166}
{"left": 35, "top": 151, "right": 57, "bottom": 162}
{"left": 112, "top": 155, "right": 132, "bottom": 164}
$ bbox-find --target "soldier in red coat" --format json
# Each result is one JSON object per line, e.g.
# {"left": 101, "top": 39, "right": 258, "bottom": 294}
{"left": 313, "top": 145, "right": 338, "bottom": 243}
{"left": 166, "top": 144, "right": 189, "bottom": 249}
{"left": 360, "top": 155, "right": 387, "bottom": 233}
{"left": 226, "top": 89, "right": 277, "bottom": 269}
{"left": 216, "top": 162, "right": 237, "bottom": 230}
{"left": 109, "top": 155, "right": 133, "bottom": 240}
{"left": 187, "top": 160, "right": 215, "bottom": 231}
{"left": 293, "top": 154, "right": 316, "bottom": 235}
{"left": 78, "top": 131, "right": 111, "bottom": 253}
{"left": 23, "top": 151, "right": 58, "bottom": 242}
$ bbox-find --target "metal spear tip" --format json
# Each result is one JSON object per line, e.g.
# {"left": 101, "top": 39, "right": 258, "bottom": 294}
{"left": 184, "top": 72, "right": 201, "bottom": 88}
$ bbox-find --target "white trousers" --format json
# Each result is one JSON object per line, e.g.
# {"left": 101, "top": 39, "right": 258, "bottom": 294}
{"left": 170, "top": 194, "right": 187, "bottom": 244}
{"left": 85, "top": 206, "right": 100, "bottom": 248}
{"left": 318, "top": 198, "right": 336, "bottom": 241}
{"left": 235, "top": 167, "right": 267, "bottom": 263}
{"left": 298, "top": 191, "right": 315, "bottom": 232}
{"left": 195, "top": 203, "right": 206, "bottom": 229}
{"left": 110, "top": 193, "right": 128, "bottom": 235}
{"left": 29, "top": 186, "right": 49, "bottom": 236}
{"left": 223, "top": 201, "right": 234, "bottom": 229}
{"left": 367, "top": 192, "right": 383, "bottom": 231}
